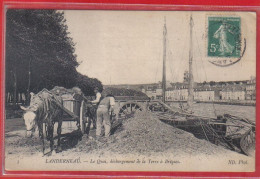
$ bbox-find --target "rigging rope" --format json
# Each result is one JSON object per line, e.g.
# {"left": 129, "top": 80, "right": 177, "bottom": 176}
{"left": 194, "top": 28, "right": 218, "bottom": 117}
{"left": 166, "top": 39, "right": 179, "bottom": 83}
{"left": 166, "top": 22, "right": 188, "bottom": 84}
{"left": 166, "top": 31, "right": 188, "bottom": 104}
{"left": 201, "top": 123, "right": 210, "bottom": 142}
{"left": 167, "top": 50, "right": 176, "bottom": 82}
{"left": 154, "top": 51, "right": 161, "bottom": 83}
{"left": 193, "top": 49, "right": 200, "bottom": 83}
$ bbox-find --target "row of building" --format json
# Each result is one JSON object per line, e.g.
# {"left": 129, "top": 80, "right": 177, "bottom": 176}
{"left": 141, "top": 77, "right": 256, "bottom": 102}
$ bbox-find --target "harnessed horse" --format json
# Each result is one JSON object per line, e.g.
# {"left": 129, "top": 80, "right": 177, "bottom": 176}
{"left": 21, "top": 89, "right": 64, "bottom": 155}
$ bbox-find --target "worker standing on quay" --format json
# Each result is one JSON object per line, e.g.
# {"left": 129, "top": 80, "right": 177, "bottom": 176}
{"left": 96, "top": 89, "right": 115, "bottom": 138}
{"left": 88, "top": 87, "right": 102, "bottom": 128}
{"left": 91, "top": 87, "right": 102, "bottom": 105}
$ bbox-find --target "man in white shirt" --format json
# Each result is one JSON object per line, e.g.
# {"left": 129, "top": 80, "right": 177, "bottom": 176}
{"left": 86, "top": 87, "right": 101, "bottom": 129}
{"left": 91, "top": 87, "right": 102, "bottom": 105}
{"left": 96, "top": 90, "right": 115, "bottom": 138}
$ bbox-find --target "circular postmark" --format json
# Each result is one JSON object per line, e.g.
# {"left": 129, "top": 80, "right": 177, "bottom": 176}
{"left": 207, "top": 16, "right": 246, "bottom": 67}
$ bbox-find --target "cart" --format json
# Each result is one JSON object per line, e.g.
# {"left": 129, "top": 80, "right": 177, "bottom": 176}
{"left": 51, "top": 89, "right": 87, "bottom": 134}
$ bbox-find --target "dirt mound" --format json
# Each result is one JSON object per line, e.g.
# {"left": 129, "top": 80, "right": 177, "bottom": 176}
{"left": 5, "top": 112, "right": 246, "bottom": 160}
{"left": 84, "top": 112, "right": 230, "bottom": 157}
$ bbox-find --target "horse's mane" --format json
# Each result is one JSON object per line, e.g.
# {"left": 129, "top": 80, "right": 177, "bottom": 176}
{"left": 28, "top": 89, "right": 63, "bottom": 122}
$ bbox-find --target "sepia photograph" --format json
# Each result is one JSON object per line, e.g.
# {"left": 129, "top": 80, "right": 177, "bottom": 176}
{"left": 4, "top": 9, "right": 256, "bottom": 172}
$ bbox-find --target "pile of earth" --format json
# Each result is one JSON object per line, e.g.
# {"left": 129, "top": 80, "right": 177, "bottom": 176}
{"left": 70, "top": 111, "right": 238, "bottom": 158}
{"left": 5, "top": 111, "right": 246, "bottom": 160}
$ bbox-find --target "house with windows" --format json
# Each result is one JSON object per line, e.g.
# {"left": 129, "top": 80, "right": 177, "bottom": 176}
{"left": 166, "top": 83, "right": 189, "bottom": 101}
{"left": 141, "top": 78, "right": 254, "bottom": 102}
{"left": 220, "top": 85, "right": 246, "bottom": 101}
{"left": 194, "top": 86, "right": 220, "bottom": 101}
{"left": 245, "top": 77, "right": 256, "bottom": 100}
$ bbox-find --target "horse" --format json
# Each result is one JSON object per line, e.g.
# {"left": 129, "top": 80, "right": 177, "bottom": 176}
{"left": 20, "top": 89, "right": 64, "bottom": 155}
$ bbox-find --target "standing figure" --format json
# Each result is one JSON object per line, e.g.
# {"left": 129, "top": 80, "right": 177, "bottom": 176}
{"left": 213, "top": 21, "right": 234, "bottom": 55}
{"left": 96, "top": 90, "right": 115, "bottom": 138}
{"left": 91, "top": 87, "right": 102, "bottom": 105}
{"left": 88, "top": 87, "right": 102, "bottom": 128}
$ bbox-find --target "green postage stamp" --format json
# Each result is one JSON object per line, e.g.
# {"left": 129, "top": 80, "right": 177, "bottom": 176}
{"left": 208, "top": 16, "right": 241, "bottom": 59}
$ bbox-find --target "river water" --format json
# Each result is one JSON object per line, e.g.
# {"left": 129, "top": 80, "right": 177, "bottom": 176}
{"left": 168, "top": 102, "right": 256, "bottom": 121}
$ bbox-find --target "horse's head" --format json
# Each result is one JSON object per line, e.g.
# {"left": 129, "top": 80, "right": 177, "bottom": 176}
{"left": 22, "top": 109, "right": 37, "bottom": 137}
{"left": 20, "top": 92, "right": 39, "bottom": 137}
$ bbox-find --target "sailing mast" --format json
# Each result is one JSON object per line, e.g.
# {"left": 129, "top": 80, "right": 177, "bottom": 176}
{"left": 187, "top": 15, "right": 194, "bottom": 108}
{"left": 162, "top": 17, "right": 167, "bottom": 103}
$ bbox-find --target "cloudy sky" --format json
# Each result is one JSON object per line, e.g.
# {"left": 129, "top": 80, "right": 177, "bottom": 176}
{"left": 64, "top": 11, "right": 256, "bottom": 85}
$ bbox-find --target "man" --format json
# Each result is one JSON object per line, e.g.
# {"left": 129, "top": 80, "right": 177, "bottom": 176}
{"left": 96, "top": 90, "right": 115, "bottom": 138}
{"left": 91, "top": 87, "right": 102, "bottom": 105}
{"left": 87, "top": 87, "right": 101, "bottom": 129}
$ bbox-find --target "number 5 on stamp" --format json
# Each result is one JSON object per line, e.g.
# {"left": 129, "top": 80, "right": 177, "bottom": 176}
{"left": 208, "top": 16, "right": 241, "bottom": 58}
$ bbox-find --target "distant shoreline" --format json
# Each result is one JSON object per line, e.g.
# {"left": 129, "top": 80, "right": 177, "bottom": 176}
{"left": 166, "top": 100, "right": 256, "bottom": 106}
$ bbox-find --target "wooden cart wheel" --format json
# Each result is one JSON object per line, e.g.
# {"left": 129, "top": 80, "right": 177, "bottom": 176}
{"left": 118, "top": 102, "right": 142, "bottom": 119}
{"left": 240, "top": 129, "right": 255, "bottom": 156}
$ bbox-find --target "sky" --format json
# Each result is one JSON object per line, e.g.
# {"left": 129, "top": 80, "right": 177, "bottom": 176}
{"left": 64, "top": 11, "right": 256, "bottom": 85}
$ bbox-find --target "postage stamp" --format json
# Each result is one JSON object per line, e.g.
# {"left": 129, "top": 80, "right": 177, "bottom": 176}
{"left": 208, "top": 16, "right": 241, "bottom": 58}
{"left": 207, "top": 16, "right": 245, "bottom": 67}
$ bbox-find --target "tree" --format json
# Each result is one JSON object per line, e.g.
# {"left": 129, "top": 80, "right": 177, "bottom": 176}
{"left": 209, "top": 81, "right": 216, "bottom": 86}
{"left": 76, "top": 73, "right": 103, "bottom": 96}
{"left": 6, "top": 10, "right": 79, "bottom": 104}
{"left": 6, "top": 9, "right": 104, "bottom": 104}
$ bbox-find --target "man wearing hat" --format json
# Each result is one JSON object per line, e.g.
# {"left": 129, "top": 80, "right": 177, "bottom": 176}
{"left": 96, "top": 89, "right": 115, "bottom": 138}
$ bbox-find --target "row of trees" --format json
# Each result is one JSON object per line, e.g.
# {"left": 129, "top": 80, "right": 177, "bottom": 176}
{"left": 6, "top": 10, "right": 102, "bottom": 105}
{"left": 105, "top": 87, "right": 148, "bottom": 97}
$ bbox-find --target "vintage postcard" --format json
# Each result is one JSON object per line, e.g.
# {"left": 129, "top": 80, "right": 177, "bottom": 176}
{"left": 4, "top": 10, "right": 256, "bottom": 172}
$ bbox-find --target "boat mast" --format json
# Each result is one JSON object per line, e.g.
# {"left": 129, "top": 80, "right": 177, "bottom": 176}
{"left": 162, "top": 17, "right": 167, "bottom": 103}
{"left": 187, "top": 15, "right": 194, "bottom": 108}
